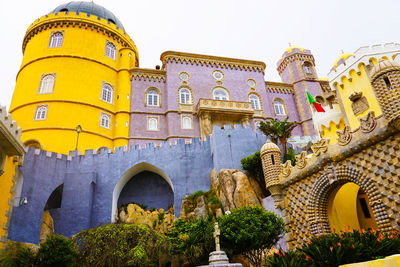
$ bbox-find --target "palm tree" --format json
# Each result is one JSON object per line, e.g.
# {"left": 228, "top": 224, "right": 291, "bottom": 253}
{"left": 258, "top": 117, "right": 298, "bottom": 156}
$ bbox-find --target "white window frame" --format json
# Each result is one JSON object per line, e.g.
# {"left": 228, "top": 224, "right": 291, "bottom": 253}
{"left": 179, "top": 88, "right": 192, "bottom": 104}
{"left": 182, "top": 115, "right": 193, "bottom": 129}
{"left": 147, "top": 117, "right": 159, "bottom": 131}
{"left": 38, "top": 74, "right": 56, "bottom": 94}
{"left": 49, "top": 31, "right": 64, "bottom": 48}
{"left": 147, "top": 89, "right": 159, "bottom": 106}
{"left": 304, "top": 63, "right": 312, "bottom": 74}
{"left": 274, "top": 100, "right": 286, "bottom": 115}
{"left": 249, "top": 94, "right": 261, "bottom": 110}
{"left": 105, "top": 40, "right": 117, "bottom": 60}
{"left": 100, "top": 112, "right": 111, "bottom": 129}
{"left": 100, "top": 82, "right": 114, "bottom": 104}
{"left": 213, "top": 88, "right": 229, "bottom": 100}
{"left": 34, "top": 105, "right": 48, "bottom": 121}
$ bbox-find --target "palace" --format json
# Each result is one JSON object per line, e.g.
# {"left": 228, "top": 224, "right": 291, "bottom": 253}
{"left": 2, "top": 1, "right": 399, "bottom": 250}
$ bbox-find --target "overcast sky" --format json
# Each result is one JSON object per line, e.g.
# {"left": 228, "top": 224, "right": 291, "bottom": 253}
{"left": 1, "top": 0, "right": 399, "bottom": 109}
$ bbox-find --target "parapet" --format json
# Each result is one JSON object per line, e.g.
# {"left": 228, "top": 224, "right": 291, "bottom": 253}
{"left": 328, "top": 43, "right": 400, "bottom": 87}
{"left": 0, "top": 106, "right": 25, "bottom": 156}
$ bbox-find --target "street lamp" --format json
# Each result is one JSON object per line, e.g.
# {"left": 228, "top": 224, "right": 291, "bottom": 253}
{"left": 75, "top": 125, "right": 82, "bottom": 151}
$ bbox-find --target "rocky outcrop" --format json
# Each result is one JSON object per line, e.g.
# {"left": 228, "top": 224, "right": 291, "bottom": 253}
{"left": 118, "top": 204, "right": 174, "bottom": 233}
{"left": 39, "top": 210, "right": 54, "bottom": 243}
{"left": 212, "top": 169, "right": 264, "bottom": 212}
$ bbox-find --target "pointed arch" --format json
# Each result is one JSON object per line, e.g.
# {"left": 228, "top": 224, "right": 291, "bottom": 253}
{"left": 307, "top": 165, "right": 391, "bottom": 235}
{"left": 111, "top": 162, "right": 174, "bottom": 222}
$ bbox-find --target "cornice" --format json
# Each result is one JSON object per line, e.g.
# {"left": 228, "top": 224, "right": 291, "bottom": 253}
{"left": 265, "top": 81, "right": 294, "bottom": 94}
{"left": 160, "top": 51, "right": 266, "bottom": 73}
{"left": 130, "top": 68, "right": 166, "bottom": 82}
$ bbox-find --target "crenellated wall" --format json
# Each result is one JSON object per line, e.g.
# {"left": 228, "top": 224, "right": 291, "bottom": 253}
{"left": 8, "top": 124, "right": 267, "bottom": 245}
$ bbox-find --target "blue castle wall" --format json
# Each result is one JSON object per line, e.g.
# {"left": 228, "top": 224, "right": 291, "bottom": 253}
{"left": 9, "top": 125, "right": 267, "bottom": 244}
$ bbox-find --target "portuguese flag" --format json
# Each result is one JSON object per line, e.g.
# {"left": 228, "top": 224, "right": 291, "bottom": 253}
{"left": 306, "top": 91, "right": 325, "bottom": 112}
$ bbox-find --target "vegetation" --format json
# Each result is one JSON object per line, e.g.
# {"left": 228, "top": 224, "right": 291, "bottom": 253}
{"left": 0, "top": 234, "right": 76, "bottom": 267}
{"left": 183, "top": 189, "right": 223, "bottom": 217}
{"left": 265, "top": 229, "right": 400, "bottom": 267}
{"left": 167, "top": 217, "right": 214, "bottom": 266}
{"left": 240, "top": 151, "right": 268, "bottom": 195}
{"left": 283, "top": 147, "right": 296, "bottom": 166}
{"left": 73, "top": 224, "right": 168, "bottom": 267}
{"left": 258, "top": 117, "right": 297, "bottom": 155}
{"left": 217, "top": 206, "right": 285, "bottom": 267}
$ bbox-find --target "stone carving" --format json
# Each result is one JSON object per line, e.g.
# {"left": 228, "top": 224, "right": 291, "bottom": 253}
{"left": 326, "top": 165, "right": 337, "bottom": 185}
{"left": 311, "top": 138, "right": 328, "bottom": 157}
{"left": 349, "top": 92, "right": 369, "bottom": 116}
{"left": 359, "top": 111, "right": 377, "bottom": 133}
{"left": 214, "top": 222, "right": 221, "bottom": 251}
{"left": 337, "top": 125, "right": 352, "bottom": 145}
{"left": 295, "top": 151, "right": 307, "bottom": 169}
{"left": 281, "top": 160, "right": 292, "bottom": 178}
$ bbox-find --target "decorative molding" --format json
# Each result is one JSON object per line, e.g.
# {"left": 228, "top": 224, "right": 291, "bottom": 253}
{"left": 336, "top": 125, "right": 352, "bottom": 145}
{"left": 277, "top": 53, "right": 315, "bottom": 75}
{"left": 295, "top": 151, "right": 307, "bottom": 169}
{"left": 311, "top": 138, "right": 329, "bottom": 157}
{"left": 130, "top": 68, "right": 166, "bottom": 82}
{"left": 160, "top": 51, "right": 266, "bottom": 73}
{"left": 281, "top": 160, "right": 292, "bottom": 179}
{"left": 0, "top": 106, "right": 25, "bottom": 156}
{"left": 359, "top": 111, "right": 377, "bottom": 133}
{"left": 351, "top": 96, "right": 369, "bottom": 116}
{"left": 265, "top": 82, "right": 294, "bottom": 94}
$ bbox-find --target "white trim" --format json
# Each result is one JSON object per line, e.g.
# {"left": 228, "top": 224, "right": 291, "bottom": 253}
{"left": 105, "top": 40, "right": 117, "bottom": 60}
{"left": 38, "top": 74, "right": 56, "bottom": 94}
{"left": 100, "top": 112, "right": 111, "bottom": 129}
{"left": 181, "top": 115, "right": 193, "bottom": 129}
{"left": 147, "top": 116, "right": 159, "bottom": 131}
{"left": 34, "top": 105, "right": 48, "bottom": 121}
{"left": 100, "top": 82, "right": 114, "bottom": 104}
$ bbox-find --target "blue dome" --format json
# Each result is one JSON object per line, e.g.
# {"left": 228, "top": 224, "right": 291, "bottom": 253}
{"left": 51, "top": 1, "right": 125, "bottom": 31}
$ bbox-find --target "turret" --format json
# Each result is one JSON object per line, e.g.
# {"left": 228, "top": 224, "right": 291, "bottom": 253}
{"left": 370, "top": 59, "right": 400, "bottom": 131}
{"left": 260, "top": 140, "right": 284, "bottom": 208}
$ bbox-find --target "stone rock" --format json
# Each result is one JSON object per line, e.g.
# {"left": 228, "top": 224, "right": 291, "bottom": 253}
{"left": 194, "top": 195, "right": 208, "bottom": 219}
{"left": 39, "top": 210, "right": 54, "bottom": 243}
{"left": 214, "top": 169, "right": 263, "bottom": 212}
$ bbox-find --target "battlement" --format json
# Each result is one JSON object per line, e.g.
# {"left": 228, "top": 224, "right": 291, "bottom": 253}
{"left": 328, "top": 43, "right": 400, "bottom": 87}
{"left": 23, "top": 11, "right": 137, "bottom": 55}
{"left": 0, "top": 106, "right": 25, "bottom": 156}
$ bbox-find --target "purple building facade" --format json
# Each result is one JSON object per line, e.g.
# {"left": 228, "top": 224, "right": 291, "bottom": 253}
{"left": 129, "top": 48, "right": 327, "bottom": 146}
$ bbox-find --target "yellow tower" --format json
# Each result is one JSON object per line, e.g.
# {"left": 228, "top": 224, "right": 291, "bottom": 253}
{"left": 10, "top": 2, "right": 138, "bottom": 154}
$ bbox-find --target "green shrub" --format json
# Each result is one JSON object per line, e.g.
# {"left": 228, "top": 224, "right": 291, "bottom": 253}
{"left": 167, "top": 217, "right": 214, "bottom": 266}
{"left": 264, "top": 249, "right": 306, "bottom": 267}
{"left": 73, "top": 224, "right": 168, "bottom": 267}
{"left": 0, "top": 246, "right": 36, "bottom": 267}
{"left": 218, "top": 206, "right": 285, "bottom": 267}
{"left": 36, "top": 234, "right": 76, "bottom": 267}
{"left": 283, "top": 147, "right": 296, "bottom": 166}
{"left": 240, "top": 151, "right": 263, "bottom": 181}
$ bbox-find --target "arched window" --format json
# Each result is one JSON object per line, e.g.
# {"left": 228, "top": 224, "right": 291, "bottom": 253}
{"left": 148, "top": 117, "right": 159, "bottom": 131}
{"left": 34, "top": 105, "right": 48, "bottom": 120}
{"left": 101, "top": 83, "right": 113, "bottom": 103}
{"left": 105, "top": 41, "right": 116, "bottom": 60}
{"left": 213, "top": 88, "right": 229, "bottom": 100}
{"left": 49, "top": 32, "right": 63, "bottom": 48}
{"left": 179, "top": 88, "right": 191, "bottom": 104}
{"left": 303, "top": 62, "right": 313, "bottom": 74}
{"left": 249, "top": 94, "right": 261, "bottom": 110}
{"left": 38, "top": 74, "right": 55, "bottom": 94}
{"left": 274, "top": 99, "right": 286, "bottom": 115}
{"left": 100, "top": 113, "right": 111, "bottom": 129}
{"left": 147, "top": 89, "right": 159, "bottom": 106}
{"left": 182, "top": 116, "right": 192, "bottom": 129}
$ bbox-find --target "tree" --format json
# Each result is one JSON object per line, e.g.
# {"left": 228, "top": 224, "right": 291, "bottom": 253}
{"left": 36, "top": 234, "right": 77, "bottom": 267}
{"left": 73, "top": 224, "right": 168, "bottom": 267}
{"left": 258, "top": 117, "right": 297, "bottom": 156}
{"left": 167, "top": 217, "right": 214, "bottom": 266}
{"left": 218, "top": 206, "right": 285, "bottom": 267}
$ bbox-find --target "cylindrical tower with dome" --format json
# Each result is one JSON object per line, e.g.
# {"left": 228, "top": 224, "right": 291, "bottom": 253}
{"left": 10, "top": 1, "right": 138, "bottom": 154}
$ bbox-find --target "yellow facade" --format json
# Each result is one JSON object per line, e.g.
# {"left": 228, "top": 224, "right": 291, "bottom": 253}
{"left": 10, "top": 12, "right": 138, "bottom": 154}
{"left": 320, "top": 118, "right": 345, "bottom": 145}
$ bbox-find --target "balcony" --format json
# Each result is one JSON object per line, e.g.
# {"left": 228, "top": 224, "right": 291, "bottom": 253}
{"left": 197, "top": 99, "right": 254, "bottom": 117}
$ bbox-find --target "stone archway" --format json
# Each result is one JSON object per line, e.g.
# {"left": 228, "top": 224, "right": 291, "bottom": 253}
{"left": 111, "top": 162, "right": 174, "bottom": 222}
{"left": 307, "top": 165, "right": 391, "bottom": 235}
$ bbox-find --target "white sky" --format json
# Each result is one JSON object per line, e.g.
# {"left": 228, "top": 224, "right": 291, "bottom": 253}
{"left": 1, "top": 0, "right": 399, "bottom": 109}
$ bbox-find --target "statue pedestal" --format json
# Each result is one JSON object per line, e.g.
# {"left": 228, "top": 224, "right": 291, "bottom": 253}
{"left": 197, "top": 250, "right": 242, "bottom": 267}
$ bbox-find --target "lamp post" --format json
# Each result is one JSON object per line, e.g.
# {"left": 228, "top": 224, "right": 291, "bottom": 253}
{"left": 75, "top": 125, "right": 82, "bottom": 151}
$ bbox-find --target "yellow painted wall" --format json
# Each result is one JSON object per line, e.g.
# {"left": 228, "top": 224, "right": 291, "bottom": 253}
{"left": 0, "top": 156, "right": 17, "bottom": 249}
{"left": 337, "top": 64, "right": 382, "bottom": 130}
{"left": 10, "top": 12, "right": 137, "bottom": 154}
{"left": 321, "top": 118, "right": 346, "bottom": 145}
{"left": 356, "top": 192, "right": 378, "bottom": 230}
{"left": 328, "top": 182, "right": 361, "bottom": 233}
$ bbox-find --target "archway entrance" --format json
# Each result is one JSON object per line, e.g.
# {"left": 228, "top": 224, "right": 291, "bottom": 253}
{"left": 40, "top": 184, "right": 63, "bottom": 243}
{"left": 327, "top": 182, "right": 378, "bottom": 233}
{"left": 117, "top": 171, "right": 173, "bottom": 211}
{"left": 112, "top": 162, "right": 174, "bottom": 222}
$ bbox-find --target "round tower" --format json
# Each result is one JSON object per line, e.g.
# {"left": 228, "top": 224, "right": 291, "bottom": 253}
{"left": 370, "top": 59, "right": 400, "bottom": 131}
{"left": 260, "top": 140, "right": 283, "bottom": 208}
{"left": 10, "top": 1, "right": 138, "bottom": 154}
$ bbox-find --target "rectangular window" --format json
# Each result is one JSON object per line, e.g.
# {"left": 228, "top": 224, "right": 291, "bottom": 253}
{"left": 182, "top": 116, "right": 192, "bottom": 129}
{"left": 100, "top": 112, "right": 111, "bottom": 129}
{"left": 34, "top": 105, "right": 48, "bottom": 121}
{"left": 147, "top": 117, "right": 159, "bottom": 131}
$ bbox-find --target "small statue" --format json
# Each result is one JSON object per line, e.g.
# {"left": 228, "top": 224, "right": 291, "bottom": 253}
{"left": 214, "top": 222, "right": 221, "bottom": 251}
